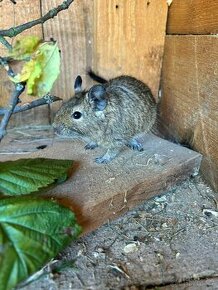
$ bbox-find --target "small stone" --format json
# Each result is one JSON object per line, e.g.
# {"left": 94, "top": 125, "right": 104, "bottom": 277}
{"left": 123, "top": 243, "right": 139, "bottom": 254}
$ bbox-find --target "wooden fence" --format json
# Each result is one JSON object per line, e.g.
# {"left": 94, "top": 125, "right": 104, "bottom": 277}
{"left": 0, "top": 0, "right": 168, "bottom": 126}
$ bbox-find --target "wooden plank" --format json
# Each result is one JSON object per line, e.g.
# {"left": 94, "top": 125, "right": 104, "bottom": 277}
{"left": 0, "top": 0, "right": 49, "bottom": 127}
{"left": 159, "top": 35, "right": 218, "bottom": 191}
{"left": 167, "top": 0, "right": 218, "bottom": 35}
{"left": 0, "top": 0, "right": 42, "bottom": 56}
{"left": 41, "top": 0, "right": 94, "bottom": 115}
{"left": 93, "top": 0, "right": 168, "bottom": 99}
{"left": 0, "top": 129, "right": 202, "bottom": 234}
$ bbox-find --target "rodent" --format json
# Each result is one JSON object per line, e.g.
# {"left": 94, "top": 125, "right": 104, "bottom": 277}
{"left": 52, "top": 71, "right": 157, "bottom": 164}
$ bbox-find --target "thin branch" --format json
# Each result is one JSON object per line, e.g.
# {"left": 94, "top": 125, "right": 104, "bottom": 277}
{"left": 0, "top": 57, "right": 61, "bottom": 141}
{"left": 0, "top": 56, "right": 15, "bottom": 77}
{"left": 0, "top": 0, "right": 74, "bottom": 140}
{"left": 0, "top": 82, "right": 25, "bottom": 141}
{"left": 0, "top": 57, "right": 26, "bottom": 142}
{"left": 0, "top": 0, "right": 75, "bottom": 38}
{"left": 0, "top": 57, "right": 25, "bottom": 141}
{"left": 0, "top": 95, "right": 62, "bottom": 116}
{"left": 0, "top": 36, "right": 12, "bottom": 51}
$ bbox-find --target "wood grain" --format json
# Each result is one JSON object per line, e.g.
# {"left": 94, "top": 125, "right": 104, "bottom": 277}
{"left": 0, "top": 0, "right": 42, "bottom": 103}
{"left": 0, "top": 0, "right": 48, "bottom": 127}
{"left": 93, "top": 0, "right": 168, "bottom": 99}
{"left": 1, "top": 0, "right": 168, "bottom": 128}
{"left": 167, "top": 0, "right": 218, "bottom": 35}
{"left": 0, "top": 131, "right": 202, "bottom": 234}
{"left": 41, "top": 0, "right": 94, "bottom": 108}
{"left": 0, "top": 0, "right": 42, "bottom": 56}
{"left": 159, "top": 35, "right": 218, "bottom": 190}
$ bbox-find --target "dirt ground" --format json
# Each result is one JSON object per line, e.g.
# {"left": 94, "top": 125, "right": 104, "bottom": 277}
{"left": 17, "top": 175, "right": 218, "bottom": 290}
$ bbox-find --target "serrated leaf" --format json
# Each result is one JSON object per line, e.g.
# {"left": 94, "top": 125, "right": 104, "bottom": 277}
{"left": 9, "top": 36, "right": 41, "bottom": 60}
{"left": 0, "top": 158, "right": 73, "bottom": 196}
{"left": 0, "top": 196, "right": 82, "bottom": 290}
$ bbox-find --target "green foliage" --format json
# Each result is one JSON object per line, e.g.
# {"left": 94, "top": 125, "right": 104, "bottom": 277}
{"left": 34, "top": 42, "right": 61, "bottom": 96}
{"left": 0, "top": 196, "right": 81, "bottom": 290}
{"left": 0, "top": 158, "right": 82, "bottom": 290}
{"left": 0, "top": 158, "right": 73, "bottom": 195}
{"left": 9, "top": 36, "right": 41, "bottom": 60}
{"left": 1, "top": 35, "right": 77, "bottom": 290}
{"left": 9, "top": 36, "right": 60, "bottom": 97}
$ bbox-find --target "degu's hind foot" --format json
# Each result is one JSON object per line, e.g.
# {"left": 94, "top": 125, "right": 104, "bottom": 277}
{"left": 127, "top": 138, "right": 144, "bottom": 152}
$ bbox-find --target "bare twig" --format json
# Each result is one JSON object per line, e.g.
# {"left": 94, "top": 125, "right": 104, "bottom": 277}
{"left": 0, "top": 58, "right": 61, "bottom": 140}
{"left": 0, "top": 58, "right": 25, "bottom": 141}
{"left": 0, "top": 56, "right": 15, "bottom": 77}
{"left": 0, "top": 0, "right": 75, "bottom": 38}
{"left": 0, "top": 35, "right": 12, "bottom": 51}
{"left": 0, "top": 0, "right": 74, "bottom": 141}
{"left": 0, "top": 95, "right": 62, "bottom": 115}
{"left": 0, "top": 57, "right": 23, "bottom": 140}
{"left": 0, "top": 82, "right": 25, "bottom": 140}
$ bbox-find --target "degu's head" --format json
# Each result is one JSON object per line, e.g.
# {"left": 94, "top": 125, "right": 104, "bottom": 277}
{"left": 52, "top": 75, "right": 109, "bottom": 137}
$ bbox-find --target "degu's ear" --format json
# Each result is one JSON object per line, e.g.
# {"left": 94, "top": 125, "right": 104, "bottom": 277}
{"left": 88, "top": 85, "right": 107, "bottom": 111}
{"left": 74, "top": 75, "right": 82, "bottom": 93}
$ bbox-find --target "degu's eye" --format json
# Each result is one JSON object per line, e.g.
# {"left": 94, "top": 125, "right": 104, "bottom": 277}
{"left": 72, "top": 111, "right": 82, "bottom": 119}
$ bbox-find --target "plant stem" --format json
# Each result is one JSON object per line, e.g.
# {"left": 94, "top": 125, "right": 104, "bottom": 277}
{"left": 0, "top": 95, "right": 62, "bottom": 116}
{"left": 0, "top": 0, "right": 75, "bottom": 38}
{"left": 0, "top": 82, "right": 25, "bottom": 141}
{"left": 0, "top": 36, "right": 12, "bottom": 51}
{"left": 0, "top": 56, "right": 15, "bottom": 77}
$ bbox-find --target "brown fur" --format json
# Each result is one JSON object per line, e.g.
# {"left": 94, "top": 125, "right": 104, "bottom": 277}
{"left": 53, "top": 74, "right": 157, "bottom": 163}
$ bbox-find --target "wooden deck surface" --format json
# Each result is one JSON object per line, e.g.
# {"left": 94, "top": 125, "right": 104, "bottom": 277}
{"left": 0, "top": 127, "right": 202, "bottom": 234}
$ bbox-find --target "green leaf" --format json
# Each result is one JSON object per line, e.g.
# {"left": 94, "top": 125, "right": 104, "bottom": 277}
{"left": 0, "top": 196, "right": 82, "bottom": 290}
{"left": 13, "top": 58, "right": 42, "bottom": 89}
{"left": 10, "top": 40, "right": 60, "bottom": 97}
{"left": 8, "top": 36, "right": 41, "bottom": 60}
{"left": 0, "top": 158, "right": 73, "bottom": 196}
{"left": 30, "top": 41, "right": 60, "bottom": 96}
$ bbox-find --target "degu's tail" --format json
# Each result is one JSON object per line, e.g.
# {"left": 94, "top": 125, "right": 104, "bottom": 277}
{"left": 87, "top": 69, "right": 108, "bottom": 84}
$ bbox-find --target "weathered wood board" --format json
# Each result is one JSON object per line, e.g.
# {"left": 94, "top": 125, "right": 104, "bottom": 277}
{"left": 167, "top": 0, "right": 218, "bottom": 35}
{"left": 159, "top": 35, "right": 218, "bottom": 190}
{"left": 41, "top": 0, "right": 94, "bottom": 107}
{"left": 93, "top": 0, "right": 168, "bottom": 99}
{"left": 0, "top": 128, "right": 202, "bottom": 234}
{"left": 0, "top": 0, "right": 49, "bottom": 128}
{"left": 0, "top": 0, "right": 168, "bottom": 129}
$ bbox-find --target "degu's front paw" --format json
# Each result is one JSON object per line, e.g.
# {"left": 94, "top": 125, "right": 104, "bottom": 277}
{"left": 95, "top": 155, "right": 111, "bottom": 164}
{"left": 95, "top": 149, "right": 119, "bottom": 164}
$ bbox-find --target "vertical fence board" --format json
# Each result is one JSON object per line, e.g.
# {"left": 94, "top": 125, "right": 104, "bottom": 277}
{"left": 160, "top": 35, "right": 218, "bottom": 190}
{"left": 41, "top": 0, "right": 94, "bottom": 110}
{"left": 167, "top": 0, "right": 218, "bottom": 35}
{"left": 1, "top": 0, "right": 168, "bottom": 126}
{"left": 0, "top": 0, "right": 48, "bottom": 127}
{"left": 93, "top": 0, "right": 168, "bottom": 98}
